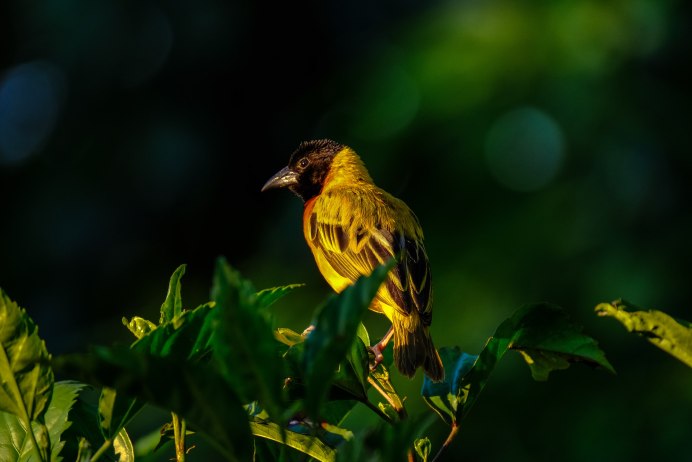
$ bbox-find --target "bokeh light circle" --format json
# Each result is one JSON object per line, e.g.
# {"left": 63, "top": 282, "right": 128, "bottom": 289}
{"left": 485, "top": 106, "right": 565, "bottom": 192}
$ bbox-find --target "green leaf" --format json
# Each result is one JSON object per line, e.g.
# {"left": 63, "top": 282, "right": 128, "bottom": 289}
{"left": 422, "top": 303, "right": 613, "bottom": 426}
{"left": 421, "top": 347, "right": 477, "bottom": 426}
{"left": 0, "top": 381, "right": 83, "bottom": 462}
{"left": 274, "top": 327, "right": 305, "bottom": 347}
{"left": 249, "top": 420, "right": 339, "bottom": 462}
{"left": 112, "top": 428, "right": 134, "bottom": 462}
{"left": 98, "top": 388, "right": 144, "bottom": 440}
{"left": 45, "top": 381, "right": 85, "bottom": 462}
{"left": 303, "top": 261, "right": 393, "bottom": 418}
{"left": 211, "top": 257, "right": 286, "bottom": 420}
{"left": 53, "top": 346, "right": 252, "bottom": 462}
{"left": 256, "top": 284, "right": 304, "bottom": 310}
{"left": 58, "top": 386, "right": 127, "bottom": 462}
{"left": 0, "top": 289, "right": 54, "bottom": 461}
{"left": 131, "top": 302, "right": 215, "bottom": 360}
{"left": 505, "top": 303, "right": 614, "bottom": 380}
{"left": 335, "top": 415, "right": 434, "bottom": 462}
{"left": 596, "top": 299, "right": 692, "bottom": 368}
{"left": 159, "top": 264, "right": 187, "bottom": 324}
{"left": 369, "top": 364, "right": 406, "bottom": 422}
{"left": 414, "top": 437, "right": 431, "bottom": 462}
{"left": 121, "top": 316, "right": 156, "bottom": 340}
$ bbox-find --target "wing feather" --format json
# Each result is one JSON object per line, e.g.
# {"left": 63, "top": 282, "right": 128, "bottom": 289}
{"left": 305, "top": 189, "right": 432, "bottom": 323}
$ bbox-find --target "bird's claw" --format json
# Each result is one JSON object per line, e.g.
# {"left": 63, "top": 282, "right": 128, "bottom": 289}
{"left": 369, "top": 344, "right": 385, "bottom": 371}
{"left": 301, "top": 325, "right": 315, "bottom": 337}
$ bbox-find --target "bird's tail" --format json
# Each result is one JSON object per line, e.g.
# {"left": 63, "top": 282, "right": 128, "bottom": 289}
{"left": 393, "top": 316, "right": 444, "bottom": 382}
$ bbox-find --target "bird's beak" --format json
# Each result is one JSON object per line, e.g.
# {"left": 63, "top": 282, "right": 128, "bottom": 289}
{"left": 261, "top": 166, "right": 299, "bottom": 192}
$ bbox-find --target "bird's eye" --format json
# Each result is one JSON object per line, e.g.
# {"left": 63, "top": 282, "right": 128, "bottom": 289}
{"left": 298, "top": 158, "right": 309, "bottom": 169}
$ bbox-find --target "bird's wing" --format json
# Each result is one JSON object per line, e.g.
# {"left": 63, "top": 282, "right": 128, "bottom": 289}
{"left": 305, "top": 189, "right": 432, "bottom": 322}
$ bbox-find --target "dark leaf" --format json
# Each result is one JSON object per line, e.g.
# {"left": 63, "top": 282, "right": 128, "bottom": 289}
{"left": 211, "top": 257, "right": 286, "bottom": 420}
{"left": 98, "top": 388, "right": 144, "bottom": 440}
{"left": 303, "top": 261, "right": 393, "bottom": 418}
{"left": 423, "top": 303, "right": 613, "bottom": 426}
{"left": 256, "top": 284, "right": 304, "bottom": 310}
{"left": 53, "top": 347, "right": 252, "bottom": 462}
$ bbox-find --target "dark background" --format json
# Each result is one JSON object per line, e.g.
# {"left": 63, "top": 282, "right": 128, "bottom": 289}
{"left": 1, "top": 1, "right": 690, "bottom": 460}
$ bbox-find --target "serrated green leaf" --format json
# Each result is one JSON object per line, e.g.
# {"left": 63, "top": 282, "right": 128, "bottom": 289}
{"left": 0, "top": 381, "right": 84, "bottom": 462}
{"left": 53, "top": 347, "right": 252, "bottom": 462}
{"left": 596, "top": 299, "right": 692, "bottom": 368}
{"left": 0, "top": 289, "right": 54, "bottom": 461}
{"left": 211, "top": 257, "right": 286, "bottom": 421}
{"left": 159, "top": 264, "right": 187, "bottom": 324}
{"left": 256, "top": 284, "right": 304, "bottom": 310}
{"left": 57, "top": 386, "right": 127, "bottom": 462}
{"left": 45, "top": 381, "right": 85, "bottom": 462}
{"left": 303, "top": 261, "right": 393, "bottom": 418}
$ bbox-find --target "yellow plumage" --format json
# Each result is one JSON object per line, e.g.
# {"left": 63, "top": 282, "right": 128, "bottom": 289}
{"left": 263, "top": 140, "right": 444, "bottom": 381}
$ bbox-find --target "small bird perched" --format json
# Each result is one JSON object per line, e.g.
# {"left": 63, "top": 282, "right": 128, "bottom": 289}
{"left": 262, "top": 140, "right": 444, "bottom": 382}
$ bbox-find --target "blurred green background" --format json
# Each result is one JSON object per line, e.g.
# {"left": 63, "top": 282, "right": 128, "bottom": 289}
{"left": 1, "top": 0, "right": 690, "bottom": 460}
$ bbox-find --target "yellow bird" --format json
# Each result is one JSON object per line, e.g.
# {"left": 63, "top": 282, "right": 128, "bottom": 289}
{"left": 262, "top": 140, "right": 444, "bottom": 382}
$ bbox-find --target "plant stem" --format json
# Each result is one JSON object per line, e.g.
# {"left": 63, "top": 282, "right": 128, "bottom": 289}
{"left": 431, "top": 422, "right": 459, "bottom": 462}
{"left": 172, "top": 412, "right": 186, "bottom": 462}
{"left": 90, "top": 438, "right": 113, "bottom": 462}
{"left": 367, "top": 375, "right": 408, "bottom": 420}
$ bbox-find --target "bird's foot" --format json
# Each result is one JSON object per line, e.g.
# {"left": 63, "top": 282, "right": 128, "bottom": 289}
{"left": 369, "top": 343, "right": 385, "bottom": 371}
{"left": 301, "top": 324, "right": 315, "bottom": 337}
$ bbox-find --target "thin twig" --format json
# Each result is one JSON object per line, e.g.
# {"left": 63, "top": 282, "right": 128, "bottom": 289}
{"left": 89, "top": 438, "right": 112, "bottom": 462}
{"left": 431, "top": 423, "right": 459, "bottom": 462}
{"left": 367, "top": 375, "right": 408, "bottom": 420}
{"left": 172, "top": 412, "right": 186, "bottom": 462}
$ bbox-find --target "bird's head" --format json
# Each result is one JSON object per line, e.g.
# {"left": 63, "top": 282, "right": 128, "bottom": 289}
{"left": 261, "top": 139, "right": 345, "bottom": 201}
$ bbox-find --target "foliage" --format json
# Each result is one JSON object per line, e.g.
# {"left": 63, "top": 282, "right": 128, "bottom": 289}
{"left": 0, "top": 260, "right": 624, "bottom": 461}
{"left": 596, "top": 299, "right": 692, "bottom": 368}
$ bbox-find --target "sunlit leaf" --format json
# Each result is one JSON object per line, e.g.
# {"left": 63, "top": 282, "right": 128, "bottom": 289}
{"left": 250, "top": 419, "right": 340, "bottom": 462}
{"left": 53, "top": 346, "right": 252, "bottom": 462}
{"left": 131, "top": 303, "right": 215, "bottom": 361}
{"left": 274, "top": 328, "right": 305, "bottom": 347}
{"left": 211, "top": 257, "right": 286, "bottom": 420}
{"left": 414, "top": 437, "right": 432, "bottom": 462}
{"left": 0, "top": 289, "right": 53, "bottom": 461}
{"left": 159, "top": 264, "right": 186, "bottom": 324}
{"left": 121, "top": 317, "right": 156, "bottom": 340}
{"left": 256, "top": 284, "right": 304, "bottom": 310}
{"left": 44, "top": 381, "right": 85, "bottom": 462}
{"left": 303, "top": 261, "right": 393, "bottom": 418}
{"left": 112, "top": 428, "right": 134, "bottom": 462}
{"left": 596, "top": 299, "right": 692, "bottom": 368}
{"left": 0, "top": 381, "right": 84, "bottom": 462}
{"left": 369, "top": 364, "right": 406, "bottom": 422}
